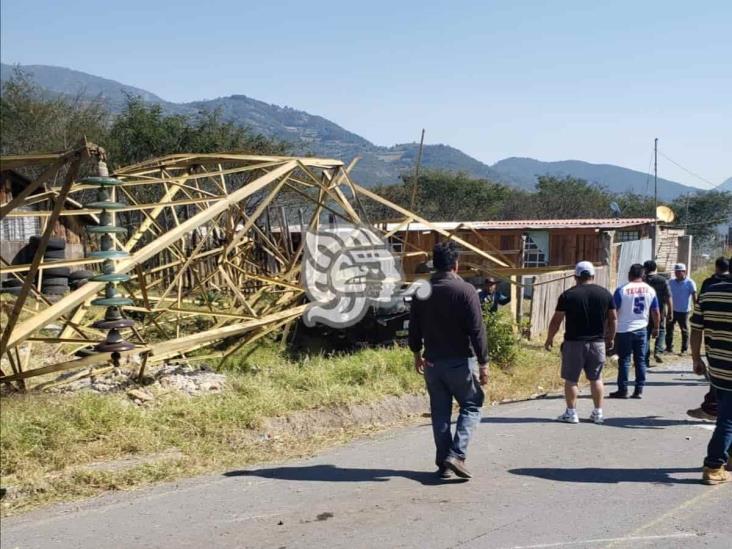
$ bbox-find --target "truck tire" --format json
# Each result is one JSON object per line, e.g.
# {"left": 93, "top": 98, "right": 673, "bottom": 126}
{"left": 42, "top": 267, "right": 71, "bottom": 278}
{"left": 30, "top": 236, "right": 66, "bottom": 251}
{"left": 69, "top": 269, "right": 94, "bottom": 281}
{"left": 40, "top": 277, "right": 69, "bottom": 287}
{"left": 43, "top": 250, "right": 66, "bottom": 260}
{"left": 42, "top": 285, "right": 69, "bottom": 296}
{"left": 0, "top": 287, "right": 22, "bottom": 296}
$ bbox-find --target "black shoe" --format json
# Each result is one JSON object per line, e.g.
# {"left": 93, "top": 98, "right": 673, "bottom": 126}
{"left": 631, "top": 391, "right": 643, "bottom": 399}
{"left": 654, "top": 354, "right": 663, "bottom": 364}
{"left": 437, "top": 466, "right": 453, "bottom": 479}
{"left": 608, "top": 390, "right": 628, "bottom": 399}
{"left": 444, "top": 456, "right": 472, "bottom": 479}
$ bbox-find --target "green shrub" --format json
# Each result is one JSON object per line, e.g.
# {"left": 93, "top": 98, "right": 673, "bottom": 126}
{"left": 483, "top": 307, "right": 520, "bottom": 369}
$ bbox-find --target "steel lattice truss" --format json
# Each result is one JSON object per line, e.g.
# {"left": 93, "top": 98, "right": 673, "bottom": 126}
{"left": 0, "top": 143, "right": 507, "bottom": 389}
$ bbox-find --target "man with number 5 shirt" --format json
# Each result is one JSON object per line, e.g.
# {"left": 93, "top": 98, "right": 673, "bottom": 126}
{"left": 609, "top": 263, "right": 661, "bottom": 399}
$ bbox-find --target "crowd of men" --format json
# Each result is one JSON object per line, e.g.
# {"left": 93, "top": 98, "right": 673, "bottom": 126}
{"left": 408, "top": 241, "right": 731, "bottom": 485}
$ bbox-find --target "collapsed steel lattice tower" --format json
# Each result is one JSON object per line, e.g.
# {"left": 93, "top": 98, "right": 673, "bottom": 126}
{"left": 0, "top": 144, "right": 507, "bottom": 388}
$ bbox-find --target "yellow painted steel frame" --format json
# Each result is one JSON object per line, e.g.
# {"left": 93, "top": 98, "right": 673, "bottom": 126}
{"left": 0, "top": 148, "right": 507, "bottom": 388}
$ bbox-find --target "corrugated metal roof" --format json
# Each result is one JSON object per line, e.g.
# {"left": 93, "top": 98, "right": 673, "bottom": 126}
{"left": 384, "top": 218, "right": 656, "bottom": 232}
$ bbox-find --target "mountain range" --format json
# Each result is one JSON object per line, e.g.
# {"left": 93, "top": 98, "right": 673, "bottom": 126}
{"left": 2, "top": 63, "right": 728, "bottom": 200}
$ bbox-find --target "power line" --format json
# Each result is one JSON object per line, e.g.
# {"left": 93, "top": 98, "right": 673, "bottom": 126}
{"left": 667, "top": 215, "right": 732, "bottom": 228}
{"left": 658, "top": 151, "right": 718, "bottom": 189}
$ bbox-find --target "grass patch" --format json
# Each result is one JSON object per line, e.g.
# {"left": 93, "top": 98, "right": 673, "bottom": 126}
{"left": 1, "top": 341, "right": 571, "bottom": 515}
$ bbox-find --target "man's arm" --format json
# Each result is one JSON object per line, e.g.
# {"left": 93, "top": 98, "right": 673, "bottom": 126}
{"left": 464, "top": 289, "right": 489, "bottom": 385}
{"left": 690, "top": 297, "right": 705, "bottom": 375}
{"left": 665, "top": 292, "right": 673, "bottom": 321}
{"left": 544, "top": 311, "right": 565, "bottom": 351}
{"left": 407, "top": 299, "right": 425, "bottom": 375}
{"left": 605, "top": 309, "right": 617, "bottom": 348}
{"left": 650, "top": 308, "right": 660, "bottom": 337}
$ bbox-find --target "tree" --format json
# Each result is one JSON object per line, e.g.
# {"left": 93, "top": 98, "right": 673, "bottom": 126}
{"left": 105, "top": 97, "right": 288, "bottom": 169}
{"left": 671, "top": 191, "right": 732, "bottom": 250}
{"left": 530, "top": 175, "right": 613, "bottom": 218}
{"left": 370, "top": 170, "right": 514, "bottom": 222}
{"left": 0, "top": 67, "right": 109, "bottom": 155}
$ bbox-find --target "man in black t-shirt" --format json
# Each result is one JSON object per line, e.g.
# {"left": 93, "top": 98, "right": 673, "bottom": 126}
{"left": 545, "top": 261, "right": 617, "bottom": 424}
{"left": 643, "top": 260, "right": 673, "bottom": 365}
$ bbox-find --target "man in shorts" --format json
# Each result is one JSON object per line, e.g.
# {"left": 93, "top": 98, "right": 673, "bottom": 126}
{"left": 545, "top": 261, "right": 617, "bottom": 424}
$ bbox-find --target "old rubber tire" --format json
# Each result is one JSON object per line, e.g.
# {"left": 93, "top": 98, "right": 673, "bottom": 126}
{"left": 2, "top": 278, "right": 24, "bottom": 288}
{"left": 43, "top": 249, "right": 66, "bottom": 260}
{"left": 29, "top": 236, "right": 66, "bottom": 251}
{"left": 70, "top": 279, "right": 88, "bottom": 290}
{"left": 40, "top": 277, "right": 69, "bottom": 287}
{"left": 42, "top": 267, "right": 71, "bottom": 278}
{"left": 0, "top": 287, "right": 22, "bottom": 296}
{"left": 69, "top": 269, "right": 94, "bottom": 281}
{"left": 42, "top": 286, "right": 69, "bottom": 296}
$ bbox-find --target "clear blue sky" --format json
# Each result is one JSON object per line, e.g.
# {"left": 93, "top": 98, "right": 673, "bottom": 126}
{"left": 2, "top": 0, "right": 730, "bottom": 188}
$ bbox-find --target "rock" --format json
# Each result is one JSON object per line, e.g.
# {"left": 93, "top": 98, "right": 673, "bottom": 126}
{"left": 127, "top": 388, "right": 154, "bottom": 402}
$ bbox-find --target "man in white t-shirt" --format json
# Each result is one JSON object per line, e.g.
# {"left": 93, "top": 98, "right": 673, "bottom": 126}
{"left": 609, "top": 263, "right": 661, "bottom": 399}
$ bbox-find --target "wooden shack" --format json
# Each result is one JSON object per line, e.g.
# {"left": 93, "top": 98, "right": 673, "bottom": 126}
{"left": 383, "top": 217, "right": 662, "bottom": 277}
{"left": 0, "top": 169, "right": 91, "bottom": 270}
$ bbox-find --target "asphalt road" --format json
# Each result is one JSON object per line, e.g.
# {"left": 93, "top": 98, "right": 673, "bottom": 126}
{"left": 2, "top": 359, "right": 730, "bottom": 549}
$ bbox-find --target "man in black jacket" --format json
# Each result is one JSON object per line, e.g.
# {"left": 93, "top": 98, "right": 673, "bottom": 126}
{"left": 643, "top": 260, "right": 673, "bottom": 365}
{"left": 409, "top": 241, "right": 488, "bottom": 480}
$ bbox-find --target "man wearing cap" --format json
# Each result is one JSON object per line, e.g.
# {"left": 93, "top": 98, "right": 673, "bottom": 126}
{"left": 609, "top": 263, "right": 660, "bottom": 399}
{"left": 667, "top": 263, "right": 697, "bottom": 354}
{"left": 545, "top": 261, "right": 617, "bottom": 424}
{"left": 478, "top": 277, "right": 510, "bottom": 313}
{"left": 643, "top": 260, "right": 673, "bottom": 364}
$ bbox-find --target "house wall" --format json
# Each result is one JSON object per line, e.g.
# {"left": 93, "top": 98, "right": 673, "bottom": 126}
{"left": 394, "top": 226, "right": 656, "bottom": 278}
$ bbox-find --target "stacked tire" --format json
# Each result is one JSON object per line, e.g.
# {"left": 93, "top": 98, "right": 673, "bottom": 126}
{"left": 69, "top": 270, "right": 94, "bottom": 291}
{"left": 0, "top": 277, "right": 23, "bottom": 297}
{"left": 30, "top": 237, "right": 70, "bottom": 296}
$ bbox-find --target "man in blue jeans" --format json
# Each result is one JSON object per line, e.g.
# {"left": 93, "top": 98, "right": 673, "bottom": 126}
{"left": 409, "top": 241, "right": 489, "bottom": 480}
{"left": 667, "top": 263, "right": 697, "bottom": 354}
{"left": 609, "top": 264, "right": 660, "bottom": 399}
{"left": 691, "top": 274, "right": 732, "bottom": 484}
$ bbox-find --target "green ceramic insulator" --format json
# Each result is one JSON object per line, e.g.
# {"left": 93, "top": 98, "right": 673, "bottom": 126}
{"left": 86, "top": 225, "right": 128, "bottom": 234}
{"left": 90, "top": 273, "right": 131, "bottom": 283}
{"left": 86, "top": 201, "right": 127, "bottom": 210}
{"left": 79, "top": 176, "right": 124, "bottom": 187}
{"left": 91, "top": 296, "right": 134, "bottom": 307}
{"left": 89, "top": 250, "right": 129, "bottom": 259}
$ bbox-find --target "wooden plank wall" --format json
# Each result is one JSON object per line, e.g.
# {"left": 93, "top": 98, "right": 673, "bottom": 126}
{"left": 549, "top": 231, "right": 602, "bottom": 266}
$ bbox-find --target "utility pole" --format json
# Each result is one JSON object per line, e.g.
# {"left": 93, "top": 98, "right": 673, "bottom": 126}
{"left": 403, "top": 129, "right": 425, "bottom": 267}
{"left": 408, "top": 129, "right": 426, "bottom": 213}
{"left": 652, "top": 137, "right": 658, "bottom": 259}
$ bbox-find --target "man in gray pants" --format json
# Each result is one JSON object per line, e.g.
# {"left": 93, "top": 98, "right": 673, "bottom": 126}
{"left": 409, "top": 241, "right": 489, "bottom": 480}
{"left": 545, "top": 261, "right": 617, "bottom": 424}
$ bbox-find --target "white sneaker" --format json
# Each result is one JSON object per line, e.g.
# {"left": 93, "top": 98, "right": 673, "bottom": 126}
{"left": 590, "top": 410, "right": 604, "bottom": 424}
{"left": 557, "top": 410, "right": 579, "bottom": 424}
